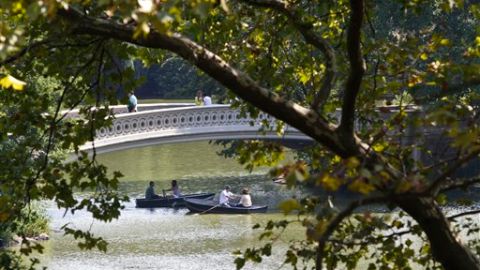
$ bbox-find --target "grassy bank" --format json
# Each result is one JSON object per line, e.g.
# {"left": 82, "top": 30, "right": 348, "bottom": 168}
{"left": 0, "top": 204, "right": 49, "bottom": 248}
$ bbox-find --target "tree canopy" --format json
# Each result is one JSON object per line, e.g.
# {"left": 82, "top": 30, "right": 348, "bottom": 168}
{"left": 2, "top": 0, "right": 480, "bottom": 269}
{"left": 133, "top": 57, "right": 227, "bottom": 99}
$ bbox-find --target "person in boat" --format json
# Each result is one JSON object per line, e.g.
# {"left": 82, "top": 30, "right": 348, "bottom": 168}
{"left": 236, "top": 188, "right": 252, "bottom": 208}
{"left": 272, "top": 173, "right": 286, "bottom": 185}
{"left": 145, "top": 181, "right": 160, "bottom": 199}
{"left": 219, "top": 185, "right": 238, "bottom": 207}
{"left": 163, "top": 180, "right": 182, "bottom": 198}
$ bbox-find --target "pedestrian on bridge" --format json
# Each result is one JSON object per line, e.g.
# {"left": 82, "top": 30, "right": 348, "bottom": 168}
{"left": 195, "top": 90, "right": 204, "bottom": 106}
{"left": 127, "top": 92, "right": 138, "bottom": 112}
{"left": 203, "top": 91, "right": 212, "bottom": 106}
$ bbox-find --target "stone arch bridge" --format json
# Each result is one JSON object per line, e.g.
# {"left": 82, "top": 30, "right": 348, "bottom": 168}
{"left": 77, "top": 103, "right": 480, "bottom": 177}
{"left": 80, "top": 104, "right": 311, "bottom": 154}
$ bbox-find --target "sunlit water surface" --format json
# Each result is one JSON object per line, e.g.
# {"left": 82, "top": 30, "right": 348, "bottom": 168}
{"left": 41, "top": 141, "right": 303, "bottom": 270}
{"left": 40, "top": 141, "right": 480, "bottom": 269}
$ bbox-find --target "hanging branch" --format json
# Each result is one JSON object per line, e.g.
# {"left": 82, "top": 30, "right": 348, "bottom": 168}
{"left": 238, "top": 0, "right": 338, "bottom": 111}
{"left": 57, "top": 6, "right": 355, "bottom": 157}
{"left": 315, "top": 195, "right": 388, "bottom": 270}
{"left": 336, "top": 0, "right": 365, "bottom": 154}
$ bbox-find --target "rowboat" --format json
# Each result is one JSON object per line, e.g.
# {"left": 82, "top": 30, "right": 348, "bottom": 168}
{"left": 184, "top": 198, "right": 268, "bottom": 214}
{"left": 136, "top": 193, "right": 215, "bottom": 208}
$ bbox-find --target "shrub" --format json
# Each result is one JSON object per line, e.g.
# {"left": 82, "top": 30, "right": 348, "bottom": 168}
{"left": 13, "top": 205, "right": 49, "bottom": 238}
{"left": 0, "top": 204, "right": 49, "bottom": 247}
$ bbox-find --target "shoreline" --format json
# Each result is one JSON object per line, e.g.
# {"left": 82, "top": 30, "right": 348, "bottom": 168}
{"left": 0, "top": 233, "right": 50, "bottom": 248}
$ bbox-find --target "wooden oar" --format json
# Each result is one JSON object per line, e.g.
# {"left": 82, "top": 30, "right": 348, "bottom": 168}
{"left": 197, "top": 198, "right": 240, "bottom": 214}
{"left": 197, "top": 203, "right": 222, "bottom": 214}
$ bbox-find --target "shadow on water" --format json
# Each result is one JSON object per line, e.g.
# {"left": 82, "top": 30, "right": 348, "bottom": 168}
{"left": 43, "top": 180, "right": 304, "bottom": 270}
{"left": 42, "top": 142, "right": 308, "bottom": 270}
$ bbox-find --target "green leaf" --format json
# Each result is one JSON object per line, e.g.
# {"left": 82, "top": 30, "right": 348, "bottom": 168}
{"left": 234, "top": 257, "right": 245, "bottom": 270}
{"left": 435, "top": 193, "right": 448, "bottom": 206}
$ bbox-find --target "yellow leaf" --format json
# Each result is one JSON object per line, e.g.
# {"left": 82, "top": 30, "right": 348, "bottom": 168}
{"left": 372, "top": 143, "right": 385, "bottom": 152}
{"left": 332, "top": 155, "right": 341, "bottom": 164}
{"left": 133, "top": 22, "right": 150, "bottom": 39}
{"left": 440, "top": 39, "right": 450, "bottom": 46}
{"left": 0, "top": 212, "right": 9, "bottom": 222}
{"left": 420, "top": 53, "right": 428, "bottom": 60}
{"left": 314, "top": 220, "right": 326, "bottom": 234}
{"left": 317, "top": 174, "right": 342, "bottom": 191}
{"left": 348, "top": 179, "right": 375, "bottom": 194}
{"left": 407, "top": 74, "right": 422, "bottom": 88}
{"left": 379, "top": 171, "right": 391, "bottom": 181}
{"left": 0, "top": 74, "right": 26, "bottom": 91}
{"left": 395, "top": 180, "right": 412, "bottom": 193}
{"left": 345, "top": 157, "right": 360, "bottom": 169}
{"left": 278, "top": 199, "right": 301, "bottom": 215}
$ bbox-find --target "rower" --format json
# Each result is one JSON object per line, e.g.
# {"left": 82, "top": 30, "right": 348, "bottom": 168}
{"left": 219, "top": 185, "right": 238, "bottom": 207}
{"left": 145, "top": 181, "right": 160, "bottom": 199}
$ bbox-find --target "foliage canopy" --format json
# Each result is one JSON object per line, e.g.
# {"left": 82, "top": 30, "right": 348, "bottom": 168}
{"left": 2, "top": 0, "right": 480, "bottom": 269}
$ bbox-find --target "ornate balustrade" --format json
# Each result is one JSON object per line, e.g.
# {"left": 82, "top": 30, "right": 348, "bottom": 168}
{"left": 81, "top": 105, "right": 310, "bottom": 154}
{"left": 63, "top": 103, "right": 194, "bottom": 118}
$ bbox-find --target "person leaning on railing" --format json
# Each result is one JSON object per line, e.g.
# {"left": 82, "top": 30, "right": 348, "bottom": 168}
{"left": 203, "top": 91, "right": 212, "bottom": 106}
{"left": 195, "top": 90, "right": 204, "bottom": 106}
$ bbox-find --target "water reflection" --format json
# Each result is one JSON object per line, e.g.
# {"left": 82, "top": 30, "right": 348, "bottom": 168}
{"left": 41, "top": 141, "right": 480, "bottom": 269}
{"left": 44, "top": 204, "right": 302, "bottom": 270}
{"left": 96, "top": 141, "right": 270, "bottom": 181}
{"left": 43, "top": 142, "right": 301, "bottom": 270}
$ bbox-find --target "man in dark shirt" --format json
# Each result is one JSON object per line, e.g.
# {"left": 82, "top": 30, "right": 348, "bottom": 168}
{"left": 145, "top": 181, "right": 160, "bottom": 199}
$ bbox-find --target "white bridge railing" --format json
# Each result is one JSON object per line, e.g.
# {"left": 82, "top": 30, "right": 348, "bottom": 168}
{"left": 82, "top": 105, "right": 310, "bottom": 154}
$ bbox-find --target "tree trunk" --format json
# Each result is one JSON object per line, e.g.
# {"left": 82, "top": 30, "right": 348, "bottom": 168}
{"left": 397, "top": 196, "right": 480, "bottom": 270}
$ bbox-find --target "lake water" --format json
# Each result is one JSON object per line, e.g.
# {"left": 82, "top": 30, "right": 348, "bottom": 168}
{"left": 40, "top": 141, "right": 303, "bottom": 270}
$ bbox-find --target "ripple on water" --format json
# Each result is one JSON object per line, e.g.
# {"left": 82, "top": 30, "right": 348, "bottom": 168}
{"left": 43, "top": 142, "right": 302, "bottom": 269}
{"left": 44, "top": 207, "right": 300, "bottom": 270}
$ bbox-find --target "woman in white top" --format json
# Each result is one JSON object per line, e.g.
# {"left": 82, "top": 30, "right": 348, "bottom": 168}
{"left": 203, "top": 94, "right": 212, "bottom": 106}
{"left": 237, "top": 188, "right": 252, "bottom": 208}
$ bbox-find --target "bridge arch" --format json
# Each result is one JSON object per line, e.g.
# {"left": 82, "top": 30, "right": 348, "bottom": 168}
{"left": 81, "top": 105, "right": 312, "bottom": 154}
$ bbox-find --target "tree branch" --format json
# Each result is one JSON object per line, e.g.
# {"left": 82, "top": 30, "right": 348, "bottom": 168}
{"left": 238, "top": 0, "right": 337, "bottom": 111}
{"left": 57, "top": 6, "right": 357, "bottom": 157}
{"left": 0, "top": 40, "right": 51, "bottom": 66}
{"left": 315, "top": 195, "right": 387, "bottom": 270}
{"left": 26, "top": 41, "right": 103, "bottom": 203}
{"left": 1, "top": 38, "right": 103, "bottom": 66}
{"left": 414, "top": 77, "right": 480, "bottom": 103}
{"left": 328, "top": 229, "right": 412, "bottom": 246}
{"left": 440, "top": 177, "right": 480, "bottom": 193}
{"left": 427, "top": 149, "right": 480, "bottom": 196}
{"left": 337, "top": 0, "right": 365, "bottom": 153}
{"left": 448, "top": 209, "right": 480, "bottom": 221}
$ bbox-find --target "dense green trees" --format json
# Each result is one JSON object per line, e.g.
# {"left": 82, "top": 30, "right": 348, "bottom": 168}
{"left": 2, "top": 0, "right": 480, "bottom": 269}
{"left": 133, "top": 57, "right": 226, "bottom": 99}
